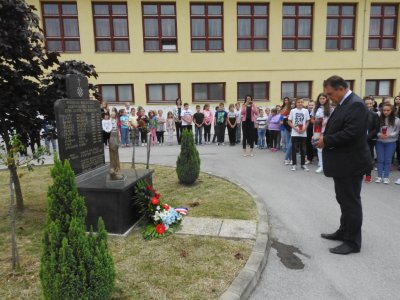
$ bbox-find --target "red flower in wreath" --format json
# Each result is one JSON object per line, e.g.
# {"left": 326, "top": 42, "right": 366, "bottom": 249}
{"left": 146, "top": 185, "right": 152, "bottom": 191}
{"left": 163, "top": 204, "right": 170, "bottom": 210}
{"left": 151, "top": 197, "right": 159, "bottom": 205}
{"left": 155, "top": 193, "right": 161, "bottom": 199}
{"left": 155, "top": 223, "right": 166, "bottom": 234}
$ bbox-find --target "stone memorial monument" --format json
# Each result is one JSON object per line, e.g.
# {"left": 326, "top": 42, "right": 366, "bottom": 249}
{"left": 54, "top": 74, "right": 153, "bottom": 235}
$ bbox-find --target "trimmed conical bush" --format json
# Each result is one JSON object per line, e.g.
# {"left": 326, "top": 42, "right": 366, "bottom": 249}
{"left": 176, "top": 129, "right": 200, "bottom": 184}
{"left": 40, "top": 157, "right": 115, "bottom": 299}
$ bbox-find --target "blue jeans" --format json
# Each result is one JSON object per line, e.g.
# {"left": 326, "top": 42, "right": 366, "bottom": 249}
{"left": 376, "top": 141, "right": 397, "bottom": 178}
{"left": 284, "top": 137, "right": 292, "bottom": 160}
{"left": 195, "top": 126, "right": 203, "bottom": 144}
{"left": 281, "top": 129, "right": 288, "bottom": 151}
{"left": 121, "top": 127, "right": 129, "bottom": 145}
{"left": 257, "top": 128, "right": 266, "bottom": 148}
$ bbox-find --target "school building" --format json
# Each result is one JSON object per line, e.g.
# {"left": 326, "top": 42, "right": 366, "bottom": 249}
{"left": 29, "top": 0, "right": 400, "bottom": 106}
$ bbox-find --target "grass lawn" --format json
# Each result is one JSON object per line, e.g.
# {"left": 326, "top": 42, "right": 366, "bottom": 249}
{"left": 0, "top": 164, "right": 257, "bottom": 299}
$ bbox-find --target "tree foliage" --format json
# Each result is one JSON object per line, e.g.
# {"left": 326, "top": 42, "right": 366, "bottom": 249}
{"left": 40, "top": 157, "right": 115, "bottom": 300}
{"left": 40, "top": 60, "right": 100, "bottom": 118}
{"left": 0, "top": 1, "right": 98, "bottom": 210}
{"left": 176, "top": 129, "right": 201, "bottom": 185}
{"left": 0, "top": 0, "right": 59, "bottom": 142}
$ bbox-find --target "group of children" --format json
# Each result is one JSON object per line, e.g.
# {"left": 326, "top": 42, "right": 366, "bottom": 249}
{"left": 100, "top": 94, "right": 400, "bottom": 185}
{"left": 102, "top": 105, "right": 175, "bottom": 147}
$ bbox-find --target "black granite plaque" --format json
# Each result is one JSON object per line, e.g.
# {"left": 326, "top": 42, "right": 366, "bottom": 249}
{"left": 55, "top": 99, "right": 105, "bottom": 175}
{"left": 66, "top": 74, "right": 89, "bottom": 99}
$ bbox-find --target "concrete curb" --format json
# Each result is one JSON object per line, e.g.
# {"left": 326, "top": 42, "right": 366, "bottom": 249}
{"left": 152, "top": 163, "right": 271, "bottom": 300}
{"left": 209, "top": 175, "right": 271, "bottom": 300}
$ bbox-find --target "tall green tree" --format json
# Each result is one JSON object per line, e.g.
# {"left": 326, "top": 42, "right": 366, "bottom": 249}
{"left": 0, "top": 1, "right": 99, "bottom": 211}
{"left": 0, "top": 0, "right": 59, "bottom": 211}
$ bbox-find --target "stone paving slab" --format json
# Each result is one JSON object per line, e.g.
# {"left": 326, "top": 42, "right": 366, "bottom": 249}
{"left": 219, "top": 219, "right": 257, "bottom": 240}
{"left": 177, "top": 217, "right": 222, "bottom": 236}
{"left": 177, "top": 217, "right": 257, "bottom": 240}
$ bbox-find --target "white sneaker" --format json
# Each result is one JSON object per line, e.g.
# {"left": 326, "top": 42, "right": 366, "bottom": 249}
{"left": 284, "top": 160, "right": 290, "bottom": 165}
{"left": 141, "top": 143, "right": 144, "bottom": 147}
{"left": 394, "top": 178, "right": 400, "bottom": 185}
{"left": 301, "top": 165, "right": 310, "bottom": 172}
{"left": 375, "top": 177, "right": 382, "bottom": 183}
{"left": 315, "top": 167, "right": 323, "bottom": 173}
{"left": 291, "top": 165, "right": 296, "bottom": 171}
{"left": 383, "top": 178, "right": 390, "bottom": 184}
{"left": 221, "top": 143, "right": 225, "bottom": 146}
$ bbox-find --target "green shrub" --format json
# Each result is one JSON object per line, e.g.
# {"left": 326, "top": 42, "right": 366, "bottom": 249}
{"left": 40, "top": 157, "right": 115, "bottom": 299}
{"left": 176, "top": 129, "right": 200, "bottom": 184}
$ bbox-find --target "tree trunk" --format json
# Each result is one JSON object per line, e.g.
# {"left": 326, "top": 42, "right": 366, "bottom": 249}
{"left": 9, "top": 172, "right": 20, "bottom": 270}
{"left": 9, "top": 164, "right": 24, "bottom": 212}
{"left": 3, "top": 131, "right": 24, "bottom": 212}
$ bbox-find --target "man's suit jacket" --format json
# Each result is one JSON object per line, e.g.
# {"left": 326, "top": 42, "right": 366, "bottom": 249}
{"left": 323, "top": 92, "right": 372, "bottom": 178}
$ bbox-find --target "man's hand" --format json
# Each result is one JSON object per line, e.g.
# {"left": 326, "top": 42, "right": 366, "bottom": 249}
{"left": 316, "top": 136, "right": 325, "bottom": 148}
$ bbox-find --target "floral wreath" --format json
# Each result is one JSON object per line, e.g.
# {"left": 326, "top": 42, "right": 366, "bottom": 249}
{"left": 134, "top": 179, "right": 188, "bottom": 239}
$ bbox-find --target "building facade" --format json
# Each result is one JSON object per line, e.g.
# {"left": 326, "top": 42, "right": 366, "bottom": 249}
{"left": 30, "top": 0, "right": 400, "bottom": 106}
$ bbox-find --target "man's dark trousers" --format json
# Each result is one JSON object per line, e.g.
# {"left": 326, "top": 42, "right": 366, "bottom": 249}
{"left": 333, "top": 175, "right": 363, "bottom": 250}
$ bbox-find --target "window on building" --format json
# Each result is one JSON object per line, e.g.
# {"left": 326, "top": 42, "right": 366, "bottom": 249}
{"left": 142, "top": 3, "right": 177, "bottom": 51}
{"left": 369, "top": 4, "right": 398, "bottom": 50}
{"left": 237, "top": 3, "right": 269, "bottom": 51}
{"left": 237, "top": 82, "right": 269, "bottom": 101}
{"left": 99, "top": 84, "right": 134, "bottom": 102}
{"left": 345, "top": 80, "right": 355, "bottom": 91}
{"left": 190, "top": 3, "right": 223, "bottom": 51}
{"left": 281, "top": 81, "right": 312, "bottom": 99}
{"left": 365, "top": 80, "right": 393, "bottom": 96}
{"left": 146, "top": 84, "right": 180, "bottom": 103}
{"left": 93, "top": 3, "right": 129, "bottom": 52}
{"left": 326, "top": 4, "right": 356, "bottom": 50}
{"left": 42, "top": 2, "right": 80, "bottom": 52}
{"left": 193, "top": 83, "right": 225, "bottom": 101}
{"left": 282, "top": 3, "right": 313, "bottom": 50}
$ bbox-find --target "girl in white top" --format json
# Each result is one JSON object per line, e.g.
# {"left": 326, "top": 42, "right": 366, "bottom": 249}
{"left": 166, "top": 111, "right": 176, "bottom": 146}
{"left": 311, "top": 93, "right": 332, "bottom": 174}
{"left": 102, "top": 114, "right": 112, "bottom": 147}
{"left": 288, "top": 98, "right": 310, "bottom": 171}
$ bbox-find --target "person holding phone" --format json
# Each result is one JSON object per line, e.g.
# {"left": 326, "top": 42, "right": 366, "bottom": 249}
{"left": 240, "top": 95, "right": 258, "bottom": 157}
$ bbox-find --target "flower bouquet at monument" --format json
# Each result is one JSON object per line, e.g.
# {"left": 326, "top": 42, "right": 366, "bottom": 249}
{"left": 134, "top": 179, "right": 188, "bottom": 239}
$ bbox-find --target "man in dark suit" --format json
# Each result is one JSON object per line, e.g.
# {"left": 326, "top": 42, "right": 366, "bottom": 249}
{"left": 316, "top": 75, "right": 371, "bottom": 255}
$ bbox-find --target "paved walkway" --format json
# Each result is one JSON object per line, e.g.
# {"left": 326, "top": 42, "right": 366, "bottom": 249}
{"left": 177, "top": 217, "right": 257, "bottom": 240}
{"left": 43, "top": 143, "right": 400, "bottom": 299}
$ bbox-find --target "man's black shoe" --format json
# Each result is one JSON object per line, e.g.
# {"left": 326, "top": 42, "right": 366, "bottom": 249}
{"left": 329, "top": 243, "right": 360, "bottom": 255}
{"left": 320, "top": 232, "right": 344, "bottom": 241}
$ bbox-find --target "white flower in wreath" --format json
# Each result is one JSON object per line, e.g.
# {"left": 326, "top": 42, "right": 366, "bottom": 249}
{"left": 156, "top": 205, "right": 160, "bottom": 211}
{"left": 154, "top": 211, "right": 160, "bottom": 221}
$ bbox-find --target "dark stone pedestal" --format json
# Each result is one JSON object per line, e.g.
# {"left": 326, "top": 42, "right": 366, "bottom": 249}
{"left": 76, "top": 166, "right": 153, "bottom": 235}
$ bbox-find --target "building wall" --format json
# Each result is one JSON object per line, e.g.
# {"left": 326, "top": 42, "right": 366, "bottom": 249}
{"left": 30, "top": 0, "right": 400, "bottom": 106}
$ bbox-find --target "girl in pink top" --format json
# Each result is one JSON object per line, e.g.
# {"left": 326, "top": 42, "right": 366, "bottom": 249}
{"left": 203, "top": 103, "right": 213, "bottom": 144}
{"left": 241, "top": 95, "right": 259, "bottom": 156}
